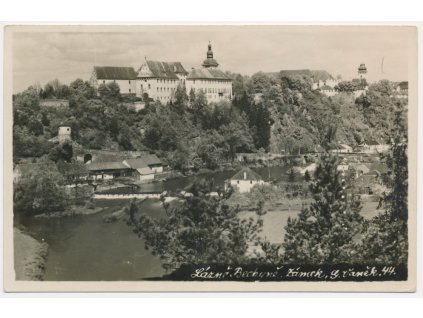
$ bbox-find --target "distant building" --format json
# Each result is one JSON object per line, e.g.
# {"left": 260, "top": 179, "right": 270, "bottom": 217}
{"left": 312, "top": 79, "right": 339, "bottom": 90}
{"left": 136, "top": 60, "right": 188, "bottom": 102}
{"left": 58, "top": 126, "right": 71, "bottom": 143}
{"left": 86, "top": 161, "right": 132, "bottom": 180}
{"left": 90, "top": 42, "right": 232, "bottom": 104}
{"left": 123, "top": 154, "right": 163, "bottom": 182}
{"left": 396, "top": 81, "right": 408, "bottom": 98}
{"left": 90, "top": 66, "right": 138, "bottom": 95}
{"left": 356, "top": 141, "right": 390, "bottom": 154}
{"left": 318, "top": 85, "right": 337, "bottom": 97}
{"left": 329, "top": 144, "right": 353, "bottom": 154}
{"left": 357, "top": 63, "right": 367, "bottom": 85}
{"left": 186, "top": 43, "right": 232, "bottom": 103}
{"left": 226, "top": 167, "right": 265, "bottom": 193}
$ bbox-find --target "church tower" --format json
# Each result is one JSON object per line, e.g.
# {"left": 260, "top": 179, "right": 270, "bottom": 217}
{"left": 358, "top": 63, "right": 367, "bottom": 84}
{"left": 202, "top": 42, "right": 219, "bottom": 69}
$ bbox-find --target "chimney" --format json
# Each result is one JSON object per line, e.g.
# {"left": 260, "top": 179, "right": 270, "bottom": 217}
{"left": 244, "top": 171, "right": 247, "bottom": 180}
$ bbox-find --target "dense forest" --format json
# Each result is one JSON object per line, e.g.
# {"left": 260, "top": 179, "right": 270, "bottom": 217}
{"left": 13, "top": 71, "right": 407, "bottom": 171}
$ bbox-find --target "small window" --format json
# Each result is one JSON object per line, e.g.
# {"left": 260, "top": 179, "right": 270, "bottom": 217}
{"left": 148, "top": 84, "right": 151, "bottom": 89}
{"left": 129, "top": 80, "right": 131, "bottom": 84}
{"left": 129, "top": 89, "right": 131, "bottom": 93}
{"left": 237, "top": 180, "right": 239, "bottom": 184}
{"left": 103, "top": 80, "right": 105, "bottom": 84}
{"left": 250, "top": 181, "right": 253, "bottom": 184}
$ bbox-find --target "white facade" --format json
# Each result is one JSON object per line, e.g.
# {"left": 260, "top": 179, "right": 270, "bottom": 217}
{"left": 229, "top": 179, "right": 264, "bottom": 193}
{"left": 312, "top": 79, "right": 339, "bottom": 90}
{"left": 58, "top": 126, "right": 71, "bottom": 143}
{"left": 186, "top": 79, "right": 232, "bottom": 103}
{"left": 98, "top": 79, "right": 136, "bottom": 95}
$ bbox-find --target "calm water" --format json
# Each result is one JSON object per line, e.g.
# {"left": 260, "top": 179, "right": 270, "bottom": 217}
{"left": 18, "top": 166, "right": 290, "bottom": 281}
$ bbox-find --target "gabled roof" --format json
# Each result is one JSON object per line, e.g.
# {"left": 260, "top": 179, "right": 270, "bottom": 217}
{"left": 230, "top": 167, "right": 262, "bottom": 181}
{"left": 187, "top": 68, "right": 231, "bottom": 80}
{"left": 124, "top": 154, "right": 162, "bottom": 169}
{"left": 93, "top": 66, "right": 137, "bottom": 80}
{"left": 138, "top": 61, "right": 188, "bottom": 79}
{"left": 136, "top": 167, "right": 154, "bottom": 175}
{"left": 86, "top": 161, "right": 129, "bottom": 171}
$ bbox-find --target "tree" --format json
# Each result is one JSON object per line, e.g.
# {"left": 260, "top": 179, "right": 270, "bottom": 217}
{"left": 353, "top": 111, "right": 408, "bottom": 265}
{"left": 14, "top": 163, "right": 68, "bottom": 216}
{"left": 173, "top": 83, "right": 188, "bottom": 113}
{"left": 282, "top": 154, "right": 364, "bottom": 264}
{"left": 98, "top": 82, "right": 120, "bottom": 102}
{"left": 127, "top": 179, "right": 265, "bottom": 271}
{"left": 48, "top": 140, "right": 73, "bottom": 163}
{"left": 304, "top": 170, "right": 311, "bottom": 182}
{"left": 335, "top": 81, "right": 356, "bottom": 93}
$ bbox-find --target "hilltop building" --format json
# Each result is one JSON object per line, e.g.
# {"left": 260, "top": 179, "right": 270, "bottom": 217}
{"left": 90, "top": 66, "right": 137, "bottom": 95}
{"left": 136, "top": 60, "right": 188, "bottom": 102}
{"left": 90, "top": 43, "right": 232, "bottom": 104}
{"left": 186, "top": 43, "right": 233, "bottom": 103}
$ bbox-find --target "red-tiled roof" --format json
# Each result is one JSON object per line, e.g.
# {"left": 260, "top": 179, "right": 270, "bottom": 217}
{"left": 94, "top": 66, "right": 137, "bottom": 80}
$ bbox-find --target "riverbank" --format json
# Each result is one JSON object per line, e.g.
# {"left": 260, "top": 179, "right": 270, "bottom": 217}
{"left": 13, "top": 227, "right": 49, "bottom": 281}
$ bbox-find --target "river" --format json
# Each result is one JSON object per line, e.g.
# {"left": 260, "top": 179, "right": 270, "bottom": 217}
{"left": 17, "top": 166, "right": 293, "bottom": 281}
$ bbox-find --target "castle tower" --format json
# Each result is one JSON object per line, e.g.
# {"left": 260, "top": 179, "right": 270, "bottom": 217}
{"left": 358, "top": 63, "right": 367, "bottom": 84}
{"left": 58, "top": 126, "right": 71, "bottom": 143}
{"left": 202, "top": 42, "right": 219, "bottom": 69}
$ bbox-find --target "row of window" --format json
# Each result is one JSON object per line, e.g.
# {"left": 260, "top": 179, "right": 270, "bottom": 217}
{"left": 192, "top": 79, "right": 230, "bottom": 85}
{"left": 195, "top": 87, "right": 231, "bottom": 94}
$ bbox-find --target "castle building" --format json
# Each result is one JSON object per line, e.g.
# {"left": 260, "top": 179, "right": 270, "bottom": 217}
{"left": 90, "top": 66, "right": 137, "bottom": 94}
{"left": 136, "top": 60, "right": 188, "bottom": 102}
{"left": 186, "top": 43, "right": 233, "bottom": 103}
{"left": 90, "top": 43, "right": 232, "bottom": 104}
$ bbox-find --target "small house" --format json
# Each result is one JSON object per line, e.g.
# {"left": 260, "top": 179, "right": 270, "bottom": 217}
{"left": 86, "top": 161, "right": 131, "bottom": 180}
{"left": 123, "top": 154, "right": 163, "bottom": 182}
{"left": 319, "top": 85, "right": 337, "bottom": 97}
{"left": 226, "top": 167, "right": 265, "bottom": 193}
{"left": 329, "top": 144, "right": 353, "bottom": 154}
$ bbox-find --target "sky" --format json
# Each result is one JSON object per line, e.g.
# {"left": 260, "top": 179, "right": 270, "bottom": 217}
{"left": 11, "top": 25, "right": 415, "bottom": 93}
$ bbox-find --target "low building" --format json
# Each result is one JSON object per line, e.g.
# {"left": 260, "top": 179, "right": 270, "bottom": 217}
{"left": 90, "top": 66, "right": 138, "bottom": 95}
{"left": 57, "top": 162, "right": 89, "bottom": 184}
{"left": 356, "top": 141, "right": 390, "bottom": 154}
{"left": 226, "top": 167, "right": 265, "bottom": 193}
{"left": 123, "top": 154, "right": 163, "bottom": 182}
{"left": 86, "top": 161, "right": 132, "bottom": 180}
{"left": 319, "top": 85, "right": 337, "bottom": 97}
{"left": 395, "top": 81, "right": 408, "bottom": 98}
{"left": 329, "top": 144, "right": 353, "bottom": 154}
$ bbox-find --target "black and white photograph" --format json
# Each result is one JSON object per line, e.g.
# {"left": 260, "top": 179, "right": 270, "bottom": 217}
{"left": 3, "top": 25, "right": 417, "bottom": 292}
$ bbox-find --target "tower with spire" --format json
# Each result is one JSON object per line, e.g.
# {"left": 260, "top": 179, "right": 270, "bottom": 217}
{"left": 202, "top": 42, "right": 219, "bottom": 69}
{"left": 358, "top": 63, "right": 367, "bottom": 84}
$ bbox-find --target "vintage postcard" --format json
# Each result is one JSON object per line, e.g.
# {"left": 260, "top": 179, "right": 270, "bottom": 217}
{"left": 3, "top": 25, "right": 417, "bottom": 292}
